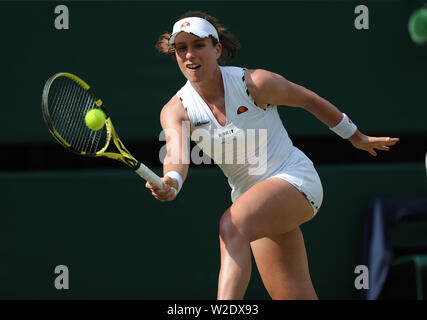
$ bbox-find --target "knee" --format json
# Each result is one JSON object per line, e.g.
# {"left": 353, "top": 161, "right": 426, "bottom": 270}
{"left": 219, "top": 210, "right": 249, "bottom": 244}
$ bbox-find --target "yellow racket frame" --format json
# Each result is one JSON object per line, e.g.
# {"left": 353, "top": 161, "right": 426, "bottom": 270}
{"left": 43, "top": 72, "right": 137, "bottom": 169}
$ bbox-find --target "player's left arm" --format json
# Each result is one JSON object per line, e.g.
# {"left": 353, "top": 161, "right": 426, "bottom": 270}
{"left": 245, "top": 69, "right": 399, "bottom": 156}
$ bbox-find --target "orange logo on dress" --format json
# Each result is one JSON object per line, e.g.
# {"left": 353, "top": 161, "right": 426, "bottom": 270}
{"left": 181, "top": 22, "right": 190, "bottom": 28}
{"left": 237, "top": 106, "right": 248, "bottom": 114}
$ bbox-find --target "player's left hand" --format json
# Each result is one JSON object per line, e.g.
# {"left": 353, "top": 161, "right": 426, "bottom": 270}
{"left": 348, "top": 131, "right": 399, "bottom": 156}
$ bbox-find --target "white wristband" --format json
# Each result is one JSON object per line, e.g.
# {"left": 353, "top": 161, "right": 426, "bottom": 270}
{"left": 164, "top": 171, "right": 183, "bottom": 194}
{"left": 329, "top": 113, "right": 357, "bottom": 139}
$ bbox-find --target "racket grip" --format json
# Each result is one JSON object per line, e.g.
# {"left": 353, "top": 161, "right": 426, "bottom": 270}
{"left": 135, "top": 162, "right": 163, "bottom": 188}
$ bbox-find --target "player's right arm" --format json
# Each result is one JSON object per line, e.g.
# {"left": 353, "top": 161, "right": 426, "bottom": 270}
{"left": 146, "top": 95, "right": 190, "bottom": 201}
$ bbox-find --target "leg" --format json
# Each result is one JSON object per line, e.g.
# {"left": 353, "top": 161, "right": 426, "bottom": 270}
{"left": 250, "top": 228, "right": 318, "bottom": 300}
{"left": 217, "top": 178, "right": 314, "bottom": 300}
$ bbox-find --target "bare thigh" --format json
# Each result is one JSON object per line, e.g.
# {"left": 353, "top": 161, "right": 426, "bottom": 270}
{"left": 250, "top": 228, "right": 317, "bottom": 300}
{"left": 221, "top": 177, "right": 314, "bottom": 242}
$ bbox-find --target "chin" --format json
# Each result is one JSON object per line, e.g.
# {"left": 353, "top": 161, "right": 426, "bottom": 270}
{"left": 186, "top": 73, "right": 202, "bottom": 83}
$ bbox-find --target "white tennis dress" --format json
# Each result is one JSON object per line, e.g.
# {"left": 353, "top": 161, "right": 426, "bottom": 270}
{"left": 176, "top": 66, "right": 323, "bottom": 215}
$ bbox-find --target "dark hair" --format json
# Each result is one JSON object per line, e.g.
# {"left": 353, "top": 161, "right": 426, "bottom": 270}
{"left": 155, "top": 11, "right": 240, "bottom": 65}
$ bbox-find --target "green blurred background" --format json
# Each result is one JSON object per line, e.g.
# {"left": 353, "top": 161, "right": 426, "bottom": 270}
{"left": 0, "top": 0, "right": 426, "bottom": 299}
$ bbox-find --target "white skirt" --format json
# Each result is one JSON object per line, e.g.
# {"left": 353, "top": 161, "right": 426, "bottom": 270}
{"left": 232, "top": 146, "right": 323, "bottom": 216}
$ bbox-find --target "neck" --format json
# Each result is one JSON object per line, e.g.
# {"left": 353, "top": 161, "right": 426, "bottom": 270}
{"left": 191, "top": 66, "right": 223, "bottom": 102}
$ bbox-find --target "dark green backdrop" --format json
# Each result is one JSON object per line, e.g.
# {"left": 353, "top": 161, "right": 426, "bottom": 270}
{"left": 1, "top": 0, "right": 426, "bottom": 300}
{"left": 1, "top": 0, "right": 426, "bottom": 143}
{"left": 0, "top": 164, "right": 426, "bottom": 299}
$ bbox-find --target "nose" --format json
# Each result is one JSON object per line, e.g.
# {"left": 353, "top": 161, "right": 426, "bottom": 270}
{"left": 185, "top": 47, "right": 195, "bottom": 60}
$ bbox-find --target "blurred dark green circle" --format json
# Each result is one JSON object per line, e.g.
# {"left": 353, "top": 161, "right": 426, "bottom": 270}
{"left": 408, "top": 8, "right": 427, "bottom": 45}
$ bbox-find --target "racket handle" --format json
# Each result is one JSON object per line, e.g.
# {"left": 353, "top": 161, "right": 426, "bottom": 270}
{"left": 135, "top": 162, "right": 163, "bottom": 188}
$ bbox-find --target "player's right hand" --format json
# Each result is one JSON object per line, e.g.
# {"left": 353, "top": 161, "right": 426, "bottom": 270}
{"left": 145, "top": 176, "right": 177, "bottom": 202}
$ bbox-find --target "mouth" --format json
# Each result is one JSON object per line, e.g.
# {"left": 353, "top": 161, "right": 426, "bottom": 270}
{"left": 186, "top": 64, "right": 201, "bottom": 71}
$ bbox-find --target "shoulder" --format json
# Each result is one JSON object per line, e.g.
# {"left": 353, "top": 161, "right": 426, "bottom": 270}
{"left": 244, "top": 69, "right": 316, "bottom": 108}
{"left": 243, "top": 69, "right": 284, "bottom": 108}
{"left": 244, "top": 69, "right": 281, "bottom": 92}
{"left": 160, "top": 95, "right": 189, "bottom": 127}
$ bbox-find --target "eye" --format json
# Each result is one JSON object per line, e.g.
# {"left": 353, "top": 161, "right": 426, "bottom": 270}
{"left": 175, "top": 46, "right": 186, "bottom": 52}
{"left": 195, "top": 43, "right": 205, "bottom": 48}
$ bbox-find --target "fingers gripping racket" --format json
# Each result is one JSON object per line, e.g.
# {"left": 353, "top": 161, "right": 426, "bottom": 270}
{"left": 41, "top": 72, "right": 163, "bottom": 188}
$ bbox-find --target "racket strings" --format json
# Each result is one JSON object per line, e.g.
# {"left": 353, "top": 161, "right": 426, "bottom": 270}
{"left": 48, "top": 76, "right": 108, "bottom": 154}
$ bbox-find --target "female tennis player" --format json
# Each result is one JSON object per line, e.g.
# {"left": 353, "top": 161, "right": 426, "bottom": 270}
{"left": 147, "top": 11, "right": 399, "bottom": 300}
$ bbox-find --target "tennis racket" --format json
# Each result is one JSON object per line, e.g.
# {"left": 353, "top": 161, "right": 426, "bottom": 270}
{"left": 41, "top": 72, "right": 163, "bottom": 188}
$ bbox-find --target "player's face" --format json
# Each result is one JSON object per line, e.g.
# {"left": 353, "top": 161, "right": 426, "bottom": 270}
{"left": 174, "top": 32, "right": 222, "bottom": 83}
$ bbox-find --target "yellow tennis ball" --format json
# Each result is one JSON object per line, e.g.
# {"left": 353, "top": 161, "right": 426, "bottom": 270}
{"left": 85, "top": 109, "right": 106, "bottom": 131}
